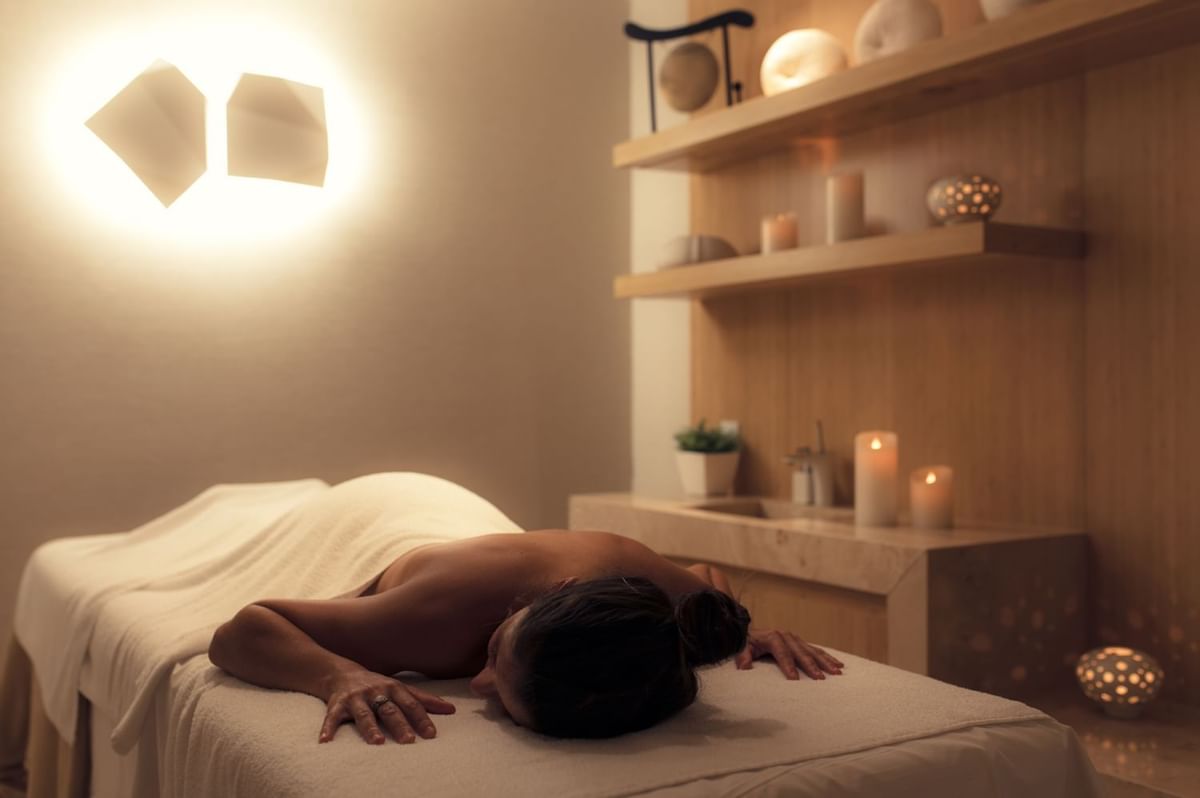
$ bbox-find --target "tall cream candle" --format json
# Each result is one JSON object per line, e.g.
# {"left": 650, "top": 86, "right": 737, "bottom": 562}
{"left": 855, "top": 431, "right": 898, "bottom": 526}
{"left": 826, "top": 172, "right": 864, "bottom": 244}
{"left": 761, "top": 212, "right": 798, "bottom": 253}
{"left": 910, "top": 466, "right": 954, "bottom": 529}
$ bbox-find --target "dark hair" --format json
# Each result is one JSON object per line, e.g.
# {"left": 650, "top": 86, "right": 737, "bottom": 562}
{"left": 512, "top": 576, "right": 750, "bottom": 739}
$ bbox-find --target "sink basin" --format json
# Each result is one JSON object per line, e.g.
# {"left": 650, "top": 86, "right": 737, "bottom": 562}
{"left": 693, "top": 498, "right": 856, "bottom": 524}
{"left": 694, "top": 499, "right": 806, "bottom": 519}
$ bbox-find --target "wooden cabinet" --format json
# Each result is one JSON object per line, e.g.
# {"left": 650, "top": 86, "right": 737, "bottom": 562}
{"left": 570, "top": 493, "right": 1087, "bottom": 698}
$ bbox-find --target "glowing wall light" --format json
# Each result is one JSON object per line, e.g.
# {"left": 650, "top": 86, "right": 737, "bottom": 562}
{"left": 39, "top": 15, "right": 373, "bottom": 247}
{"left": 85, "top": 60, "right": 206, "bottom": 206}
{"left": 227, "top": 74, "right": 327, "bottom": 187}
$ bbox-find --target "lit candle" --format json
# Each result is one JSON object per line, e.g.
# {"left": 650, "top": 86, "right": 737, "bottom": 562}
{"left": 826, "top": 172, "right": 864, "bottom": 244}
{"left": 761, "top": 212, "right": 799, "bottom": 253}
{"left": 854, "top": 431, "right": 898, "bottom": 526}
{"left": 910, "top": 466, "right": 954, "bottom": 529}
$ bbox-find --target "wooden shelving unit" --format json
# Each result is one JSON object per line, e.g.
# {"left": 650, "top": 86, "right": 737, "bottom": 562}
{"left": 614, "top": 222, "right": 1084, "bottom": 299}
{"left": 614, "top": 0, "right": 1200, "bottom": 171}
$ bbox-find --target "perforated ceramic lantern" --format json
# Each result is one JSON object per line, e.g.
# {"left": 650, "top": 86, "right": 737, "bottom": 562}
{"left": 926, "top": 175, "right": 1002, "bottom": 224}
{"left": 1076, "top": 646, "right": 1164, "bottom": 718}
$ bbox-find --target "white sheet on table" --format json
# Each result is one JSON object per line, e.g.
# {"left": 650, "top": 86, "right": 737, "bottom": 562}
{"left": 149, "top": 650, "right": 1101, "bottom": 798}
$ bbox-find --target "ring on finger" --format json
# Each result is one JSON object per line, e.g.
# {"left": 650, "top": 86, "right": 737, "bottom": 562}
{"left": 369, "top": 694, "right": 393, "bottom": 712}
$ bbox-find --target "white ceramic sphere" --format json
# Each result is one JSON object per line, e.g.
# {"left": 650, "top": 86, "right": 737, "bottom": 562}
{"left": 659, "top": 42, "right": 720, "bottom": 112}
{"left": 760, "top": 29, "right": 847, "bottom": 98}
{"left": 980, "top": 0, "right": 1050, "bottom": 22}
{"left": 854, "top": 0, "right": 943, "bottom": 64}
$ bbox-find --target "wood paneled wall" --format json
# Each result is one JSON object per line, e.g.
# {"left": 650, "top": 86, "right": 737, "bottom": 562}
{"left": 1083, "top": 46, "right": 1200, "bottom": 705}
{"left": 684, "top": 0, "right": 1199, "bottom": 702}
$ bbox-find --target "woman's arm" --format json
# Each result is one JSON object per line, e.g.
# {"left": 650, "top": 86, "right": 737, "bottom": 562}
{"left": 209, "top": 587, "right": 457, "bottom": 744}
{"left": 209, "top": 603, "right": 360, "bottom": 699}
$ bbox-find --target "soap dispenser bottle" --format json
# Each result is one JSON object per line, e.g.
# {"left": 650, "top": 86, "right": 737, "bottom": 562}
{"left": 809, "top": 420, "right": 835, "bottom": 507}
{"left": 784, "top": 446, "right": 813, "bottom": 505}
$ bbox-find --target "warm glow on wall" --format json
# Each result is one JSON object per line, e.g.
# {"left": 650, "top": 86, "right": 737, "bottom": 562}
{"left": 36, "top": 13, "right": 369, "bottom": 246}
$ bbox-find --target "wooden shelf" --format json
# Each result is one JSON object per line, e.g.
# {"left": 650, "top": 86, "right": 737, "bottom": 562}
{"left": 614, "top": 222, "right": 1084, "bottom": 299}
{"left": 614, "top": 0, "right": 1200, "bottom": 171}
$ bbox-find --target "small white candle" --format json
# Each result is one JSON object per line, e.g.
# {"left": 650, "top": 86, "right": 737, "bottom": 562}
{"left": 910, "top": 466, "right": 954, "bottom": 529}
{"left": 855, "top": 431, "right": 898, "bottom": 527}
{"left": 761, "top": 212, "right": 798, "bottom": 253}
{"left": 826, "top": 172, "right": 864, "bottom": 244}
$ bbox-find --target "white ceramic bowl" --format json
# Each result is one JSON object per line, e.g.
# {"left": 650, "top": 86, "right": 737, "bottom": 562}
{"left": 659, "top": 235, "right": 738, "bottom": 269}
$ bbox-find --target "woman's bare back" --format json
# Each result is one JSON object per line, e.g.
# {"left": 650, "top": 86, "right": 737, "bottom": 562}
{"left": 243, "top": 531, "right": 707, "bottom": 680}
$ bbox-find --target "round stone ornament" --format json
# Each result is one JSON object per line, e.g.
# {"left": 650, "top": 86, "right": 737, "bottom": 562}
{"left": 659, "top": 42, "right": 720, "bottom": 112}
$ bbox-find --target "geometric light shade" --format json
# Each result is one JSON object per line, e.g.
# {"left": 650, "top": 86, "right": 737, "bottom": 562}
{"left": 85, "top": 60, "right": 207, "bottom": 207}
{"left": 1075, "top": 646, "right": 1164, "bottom": 719}
{"left": 227, "top": 74, "right": 327, "bottom": 187}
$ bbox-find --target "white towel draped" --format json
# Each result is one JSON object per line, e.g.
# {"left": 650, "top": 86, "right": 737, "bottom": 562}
{"left": 13, "top": 473, "right": 521, "bottom": 752}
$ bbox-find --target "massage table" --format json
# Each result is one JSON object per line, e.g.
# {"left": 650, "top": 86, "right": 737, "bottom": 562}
{"left": 1, "top": 474, "right": 1102, "bottom": 798}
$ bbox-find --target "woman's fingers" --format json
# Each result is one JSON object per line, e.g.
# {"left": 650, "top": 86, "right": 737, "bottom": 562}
{"left": 319, "top": 676, "right": 456, "bottom": 746}
{"left": 809, "top": 643, "right": 844, "bottom": 674}
{"left": 348, "top": 697, "right": 387, "bottom": 745}
{"left": 407, "top": 685, "right": 457, "bottom": 715}
{"left": 319, "top": 701, "right": 348, "bottom": 743}
{"left": 389, "top": 687, "right": 438, "bottom": 740}
{"left": 783, "top": 635, "right": 825, "bottom": 680}
{"left": 376, "top": 699, "right": 417, "bottom": 744}
{"left": 735, "top": 631, "right": 844, "bottom": 681}
{"left": 764, "top": 633, "right": 800, "bottom": 680}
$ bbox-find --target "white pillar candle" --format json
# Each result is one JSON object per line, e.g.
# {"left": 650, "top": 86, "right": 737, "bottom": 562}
{"left": 855, "top": 431, "right": 898, "bottom": 526}
{"left": 761, "top": 212, "right": 799, "bottom": 253}
{"left": 826, "top": 172, "right": 864, "bottom": 244}
{"left": 910, "top": 466, "right": 954, "bottom": 529}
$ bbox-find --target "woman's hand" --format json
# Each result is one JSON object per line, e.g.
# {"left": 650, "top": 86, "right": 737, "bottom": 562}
{"left": 318, "top": 668, "right": 456, "bottom": 745}
{"left": 735, "top": 630, "right": 844, "bottom": 680}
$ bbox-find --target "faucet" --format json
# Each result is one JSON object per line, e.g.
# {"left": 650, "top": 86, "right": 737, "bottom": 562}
{"left": 784, "top": 421, "right": 835, "bottom": 507}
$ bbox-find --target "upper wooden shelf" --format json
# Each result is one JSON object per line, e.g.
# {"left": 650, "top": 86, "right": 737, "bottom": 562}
{"left": 614, "top": 222, "right": 1084, "bottom": 299}
{"left": 614, "top": 0, "right": 1200, "bottom": 171}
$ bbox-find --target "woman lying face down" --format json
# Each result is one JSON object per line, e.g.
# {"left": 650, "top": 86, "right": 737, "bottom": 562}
{"left": 208, "top": 530, "right": 843, "bottom": 744}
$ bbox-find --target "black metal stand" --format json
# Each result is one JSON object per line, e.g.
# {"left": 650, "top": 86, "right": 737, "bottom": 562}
{"left": 624, "top": 10, "right": 755, "bottom": 133}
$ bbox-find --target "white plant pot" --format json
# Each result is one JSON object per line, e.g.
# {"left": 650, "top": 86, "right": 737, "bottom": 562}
{"left": 676, "top": 450, "right": 740, "bottom": 497}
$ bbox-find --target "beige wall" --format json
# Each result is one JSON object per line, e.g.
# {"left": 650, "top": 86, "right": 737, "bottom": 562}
{"left": 629, "top": 0, "right": 691, "bottom": 499}
{"left": 0, "top": 0, "right": 631, "bottom": 647}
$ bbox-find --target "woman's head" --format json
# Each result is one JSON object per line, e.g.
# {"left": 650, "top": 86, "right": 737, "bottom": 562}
{"left": 471, "top": 576, "right": 750, "bottom": 739}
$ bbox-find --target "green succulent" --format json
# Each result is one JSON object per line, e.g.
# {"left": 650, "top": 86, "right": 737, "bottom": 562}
{"left": 674, "top": 419, "right": 739, "bottom": 453}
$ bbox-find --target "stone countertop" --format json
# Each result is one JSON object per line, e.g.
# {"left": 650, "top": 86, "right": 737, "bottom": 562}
{"left": 568, "top": 493, "right": 1085, "bottom": 596}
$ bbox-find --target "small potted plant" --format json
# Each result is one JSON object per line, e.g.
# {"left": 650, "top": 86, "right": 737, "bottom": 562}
{"left": 674, "top": 419, "right": 740, "bottom": 496}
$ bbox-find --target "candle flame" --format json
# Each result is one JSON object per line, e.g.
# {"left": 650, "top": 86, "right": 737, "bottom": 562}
{"left": 870, "top": 437, "right": 882, "bottom": 450}
{"left": 925, "top": 471, "right": 937, "bottom": 485}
